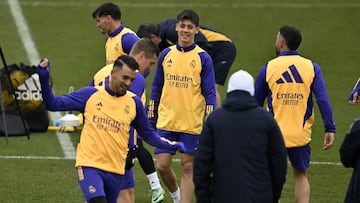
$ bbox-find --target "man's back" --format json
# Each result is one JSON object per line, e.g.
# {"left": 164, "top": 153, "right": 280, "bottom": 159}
{"left": 194, "top": 89, "right": 287, "bottom": 202}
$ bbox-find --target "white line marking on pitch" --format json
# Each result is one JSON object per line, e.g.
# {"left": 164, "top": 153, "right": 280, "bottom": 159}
{"left": 0, "top": 155, "right": 343, "bottom": 166}
{"left": 6, "top": 0, "right": 76, "bottom": 160}
{"left": 12, "top": 2, "right": 360, "bottom": 8}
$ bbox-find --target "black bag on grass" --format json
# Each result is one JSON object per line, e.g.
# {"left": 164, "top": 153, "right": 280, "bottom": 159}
{"left": 0, "top": 63, "right": 49, "bottom": 134}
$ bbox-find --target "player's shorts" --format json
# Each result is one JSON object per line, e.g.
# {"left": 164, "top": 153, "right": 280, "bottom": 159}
{"left": 287, "top": 144, "right": 311, "bottom": 172}
{"left": 123, "top": 168, "right": 135, "bottom": 189}
{"left": 210, "top": 41, "right": 236, "bottom": 86}
{"left": 76, "top": 166, "right": 129, "bottom": 203}
{"left": 154, "top": 129, "right": 199, "bottom": 155}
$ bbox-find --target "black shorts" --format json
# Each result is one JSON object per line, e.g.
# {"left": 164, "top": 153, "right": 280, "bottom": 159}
{"left": 210, "top": 41, "right": 236, "bottom": 85}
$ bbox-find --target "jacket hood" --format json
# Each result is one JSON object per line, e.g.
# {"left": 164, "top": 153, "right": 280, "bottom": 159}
{"left": 222, "top": 90, "right": 259, "bottom": 111}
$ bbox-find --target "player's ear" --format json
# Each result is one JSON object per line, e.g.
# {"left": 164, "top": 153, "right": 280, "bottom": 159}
{"left": 194, "top": 26, "right": 200, "bottom": 34}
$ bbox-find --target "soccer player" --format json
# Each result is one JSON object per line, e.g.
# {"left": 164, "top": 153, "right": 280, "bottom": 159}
{"left": 91, "top": 38, "right": 165, "bottom": 203}
{"left": 194, "top": 70, "right": 287, "bottom": 202}
{"left": 92, "top": 2, "right": 139, "bottom": 64}
{"left": 348, "top": 78, "right": 360, "bottom": 105}
{"left": 254, "top": 25, "right": 336, "bottom": 203}
{"left": 147, "top": 10, "right": 216, "bottom": 203}
{"left": 137, "top": 19, "right": 236, "bottom": 108}
{"left": 37, "top": 56, "right": 185, "bottom": 203}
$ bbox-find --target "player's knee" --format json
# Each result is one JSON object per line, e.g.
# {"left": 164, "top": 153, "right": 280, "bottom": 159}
{"left": 180, "top": 161, "right": 193, "bottom": 174}
{"left": 88, "top": 196, "right": 106, "bottom": 203}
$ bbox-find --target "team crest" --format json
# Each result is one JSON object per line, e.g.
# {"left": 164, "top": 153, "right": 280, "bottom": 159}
{"left": 124, "top": 105, "right": 130, "bottom": 114}
{"left": 89, "top": 185, "right": 96, "bottom": 193}
{"left": 96, "top": 102, "right": 103, "bottom": 111}
{"left": 114, "top": 43, "right": 119, "bottom": 52}
{"left": 190, "top": 60, "right": 196, "bottom": 69}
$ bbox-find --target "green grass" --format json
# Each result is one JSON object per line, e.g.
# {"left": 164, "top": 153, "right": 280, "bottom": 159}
{"left": 0, "top": 0, "right": 359, "bottom": 202}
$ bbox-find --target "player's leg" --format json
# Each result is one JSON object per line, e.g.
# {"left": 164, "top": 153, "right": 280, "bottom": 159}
{"left": 116, "top": 168, "right": 135, "bottom": 203}
{"left": 136, "top": 139, "right": 165, "bottom": 202}
{"left": 156, "top": 153, "right": 179, "bottom": 202}
{"left": 179, "top": 153, "right": 194, "bottom": 203}
{"left": 287, "top": 144, "right": 311, "bottom": 203}
{"left": 294, "top": 169, "right": 310, "bottom": 203}
{"left": 117, "top": 188, "right": 134, "bottom": 203}
{"left": 215, "top": 85, "right": 221, "bottom": 109}
{"left": 154, "top": 130, "right": 179, "bottom": 203}
{"left": 178, "top": 133, "right": 200, "bottom": 203}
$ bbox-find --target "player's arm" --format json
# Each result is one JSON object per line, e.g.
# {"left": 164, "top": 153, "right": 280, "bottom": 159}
{"left": 122, "top": 33, "right": 140, "bottom": 54}
{"left": 349, "top": 78, "right": 360, "bottom": 105}
{"left": 131, "top": 96, "right": 185, "bottom": 151}
{"left": 148, "top": 48, "right": 169, "bottom": 124}
{"left": 312, "top": 63, "right": 336, "bottom": 149}
{"left": 199, "top": 52, "right": 216, "bottom": 117}
{"left": 312, "top": 64, "right": 336, "bottom": 133}
{"left": 254, "top": 64, "right": 269, "bottom": 107}
{"left": 37, "top": 58, "right": 95, "bottom": 112}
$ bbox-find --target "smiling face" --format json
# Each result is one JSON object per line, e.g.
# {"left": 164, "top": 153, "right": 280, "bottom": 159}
{"left": 109, "top": 64, "right": 136, "bottom": 96}
{"left": 95, "top": 15, "right": 112, "bottom": 34}
{"left": 135, "top": 52, "right": 158, "bottom": 75}
{"left": 176, "top": 19, "right": 199, "bottom": 47}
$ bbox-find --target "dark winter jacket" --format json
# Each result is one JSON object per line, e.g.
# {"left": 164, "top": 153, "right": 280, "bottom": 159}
{"left": 193, "top": 90, "right": 287, "bottom": 203}
{"left": 340, "top": 118, "right": 360, "bottom": 203}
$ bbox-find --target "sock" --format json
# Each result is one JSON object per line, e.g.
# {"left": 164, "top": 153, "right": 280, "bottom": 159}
{"left": 170, "top": 187, "right": 180, "bottom": 203}
{"left": 146, "top": 172, "right": 161, "bottom": 190}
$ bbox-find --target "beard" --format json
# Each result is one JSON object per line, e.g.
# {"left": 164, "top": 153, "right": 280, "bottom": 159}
{"left": 275, "top": 47, "right": 280, "bottom": 55}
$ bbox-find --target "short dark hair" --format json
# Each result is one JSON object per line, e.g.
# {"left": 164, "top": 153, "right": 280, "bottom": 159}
{"left": 114, "top": 55, "right": 139, "bottom": 71}
{"left": 92, "top": 2, "right": 121, "bottom": 20}
{"left": 130, "top": 38, "right": 160, "bottom": 58}
{"left": 136, "top": 23, "right": 160, "bottom": 38}
{"left": 177, "top": 9, "right": 199, "bottom": 26}
{"left": 279, "top": 25, "right": 302, "bottom": 50}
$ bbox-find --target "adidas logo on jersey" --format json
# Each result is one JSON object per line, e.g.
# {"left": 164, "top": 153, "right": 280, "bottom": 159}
{"left": 276, "top": 65, "right": 303, "bottom": 84}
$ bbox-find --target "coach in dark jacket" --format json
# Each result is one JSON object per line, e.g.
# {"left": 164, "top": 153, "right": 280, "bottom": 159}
{"left": 340, "top": 118, "right": 360, "bottom": 203}
{"left": 193, "top": 70, "right": 287, "bottom": 203}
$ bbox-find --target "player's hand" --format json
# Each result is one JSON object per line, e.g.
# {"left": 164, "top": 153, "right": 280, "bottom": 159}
{"left": 125, "top": 147, "right": 137, "bottom": 170}
{"left": 174, "top": 142, "right": 186, "bottom": 153}
{"left": 349, "top": 92, "right": 360, "bottom": 105}
{"left": 160, "top": 137, "right": 176, "bottom": 144}
{"left": 323, "top": 132, "right": 335, "bottom": 150}
{"left": 159, "top": 137, "right": 186, "bottom": 152}
{"left": 38, "top": 58, "right": 49, "bottom": 69}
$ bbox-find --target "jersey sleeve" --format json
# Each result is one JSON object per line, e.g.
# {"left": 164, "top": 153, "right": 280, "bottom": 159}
{"left": 131, "top": 96, "right": 177, "bottom": 150}
{"left": 199, "top": 52, "right": 216, "bottom": 115}
{"left": 148, "top": 48, "right": 170, "bottom": 123}
{"left": 37, "top": 65, "right": 96, "bottom": 112}
{"left": 312, "top": 63, "right": 336, "bottom": 133}
{"left": 254, "top": 64, "right": 269, "bottom": 107}
{"left": 122, "top": 33, "right": 140, "bottom": 54}
{"left": 348, "top": 78, "right": 360, "bottom": 100}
